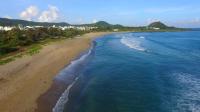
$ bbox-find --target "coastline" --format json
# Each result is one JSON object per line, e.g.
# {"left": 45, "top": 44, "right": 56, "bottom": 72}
{"left": 36, "top": 41, "right": 96, "bottom": 112}
{"left": 0, "top": 32, "right": 112, "bottom": 112}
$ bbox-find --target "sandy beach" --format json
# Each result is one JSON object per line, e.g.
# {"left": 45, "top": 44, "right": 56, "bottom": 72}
{"left": 0, "top": 32, "right": 111, "bottom": 112}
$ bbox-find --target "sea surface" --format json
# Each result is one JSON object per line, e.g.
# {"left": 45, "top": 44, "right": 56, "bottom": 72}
{"left": 54, "top": 31, "right": 200, "bottom": 112}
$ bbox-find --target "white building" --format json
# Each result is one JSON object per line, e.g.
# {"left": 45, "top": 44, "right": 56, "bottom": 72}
{"left": 58, "top": 26, "right": 98, "bottom": 31}
{"left": 152, "top": 27, "right": 160, "bottom": 30}
{"left": 35, "top": 26, "right": 44, "bottom": 28}
{"left": 25, "top": 26, "right": 34, "bottom": 29}
{"left": 0, "top": 25, "right": 98, "bottom": 31}
{"left": 0, "top": 26, "right": 3, "bottom": 30}
{"left": 5, "top": 26, "right": 15, "bottom": 31}
{"left": 0, "top": 26, "right": 15, "bottom": 31}
{"left": 113, "top": 29, "right": 119, "bottom": 32}
{"left": 59, "top": 26, "right": 69, "bottom": 30}
{"left": 76, "top": 26, "right": 86, "bottom": 30}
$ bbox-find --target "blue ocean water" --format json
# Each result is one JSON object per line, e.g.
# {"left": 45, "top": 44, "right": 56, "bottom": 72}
{"left": 62, "top": 31, "right": 200, "bottom": 112}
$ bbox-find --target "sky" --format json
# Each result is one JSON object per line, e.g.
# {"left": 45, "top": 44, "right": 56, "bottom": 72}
{"left": 1, "top": 0, "right": 200, "bottom": 28}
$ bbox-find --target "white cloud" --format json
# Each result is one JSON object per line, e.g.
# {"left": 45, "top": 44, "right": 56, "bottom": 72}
{"left": 92, "top": 19, "right": 98, "bottom": 23}
{"left": 20, "top": 6, "right": 39, "bottom": 21}
{"left": 173, "top": 18, "right": 200, "bottom": 27}
{"left": 4, "top": 15, "right": 12, "bottom": 19}
{"left": 73, "top": 18, "right": 85, "bottom": 24}
{"left": 190, "top": 18, "right": 200, "bottom": 24}
{"left": 147, "top": 18, "right": 160, "bottom": 24}
{"left": 162, "top": 18, "right": 200, "bottom": 28}
{"left": 175, "top": 18, "right": 200, "bottom": 25}
{"left": 38, "top": 5, "right": 60, "bottom": 22}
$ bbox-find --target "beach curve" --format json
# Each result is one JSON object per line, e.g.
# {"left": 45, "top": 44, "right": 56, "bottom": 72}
{"left": 0, "top": 32, "right": 111, "bottom": 112}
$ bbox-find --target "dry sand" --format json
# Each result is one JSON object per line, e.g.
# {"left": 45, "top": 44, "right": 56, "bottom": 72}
{"left": 0, "top": 32, "right": 111, "bottom": 112}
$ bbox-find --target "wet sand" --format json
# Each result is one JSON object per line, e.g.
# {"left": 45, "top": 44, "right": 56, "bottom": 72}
{"left": 0, "top": 32, "right": 111, "bottom": 112}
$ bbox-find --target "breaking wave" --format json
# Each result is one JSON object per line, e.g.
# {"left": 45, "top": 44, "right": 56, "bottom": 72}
{"left": 52, "top": 42, "right": 95, "bottom": 112}
{"left": 53, "top": 77, "right": 79, "bottom": 112}
{"left": 171, "top": 72, "right": 200, "bottom": 112}
{"left": 139, "top": 36, "right": 145, "bottom": 39}
{"left": 120, "top": 36, "right": 146, "bottom": 51}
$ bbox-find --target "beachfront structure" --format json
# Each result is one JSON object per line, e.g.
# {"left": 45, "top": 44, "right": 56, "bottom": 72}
{"left": 24, "top": 26, "right": 44, "bottom": 30}
{"left": 0, "top": 25, "right": 98, "bottom": 31}
{"left": 0, "top": 26, "right": 3, "bottom": 30}
{"left": 75, "top": 26, "right": 98, "bottom": 31}
{"left": 0, "top": 26, "right": 15, "bottom": 31}
{"left": 58, "top": 26, "right": 98, "bottom": 31}
{"left": 152, "top": 27, "right": 160, "bottom": 30}
{"left": 147, "top": 27, "right": 161, "bottom": 30}
{"left": 113, "top": 29, "right": 119, "bottom": 32}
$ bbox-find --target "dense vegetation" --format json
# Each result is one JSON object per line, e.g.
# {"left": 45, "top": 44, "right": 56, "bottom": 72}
{"left": 0, "top": 18, "right": 121, "bottom": 27}
{"left": 0, "top": 28, "right": 87, "bottom": 56}
{"left": 147, "top": 21, "right": 181, "bottom": 30}
{"left": 0, "top": 19, "right": 187, "bottom": 60}
{"left": 91, "top": 21, "right": 185, "bottom": 32}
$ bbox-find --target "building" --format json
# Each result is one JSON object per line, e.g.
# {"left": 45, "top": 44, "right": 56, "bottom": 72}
{"left": 0, "top": 26, "right": 3, "bottom": 30}
{"left": 113, "top": 29, "right": 119, "bottom": 32}
{"left": 0, "top": 26, "right": 15, "bottom": 31}
{"left": 152, "top": 27, "right": 160, "bottom": 30}
{"left": 0, "top": 25, "right": 98, "bottom": 31}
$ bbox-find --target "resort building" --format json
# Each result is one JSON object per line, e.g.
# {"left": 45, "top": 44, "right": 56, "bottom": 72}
{"left": 0, "top": 26, "right": 15, "bottom": 31}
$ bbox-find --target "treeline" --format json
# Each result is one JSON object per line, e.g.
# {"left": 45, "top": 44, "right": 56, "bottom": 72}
{"left": 0, "top": 26, "right": 186, "bottom": 56}
{"left": 0, "top": 28, "right": 88, "bottom": 55}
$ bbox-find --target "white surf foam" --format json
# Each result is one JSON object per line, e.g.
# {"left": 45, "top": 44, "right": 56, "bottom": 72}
{"left": 52, "top": 45, "right": 93, "bottom": 112}
{"left": 120, "top": 36, "right": 146, "bottom": 51}
{"left": 171, "top": 72, "right": 200, "bottom": 112}
{"left": 55, "top": 45, "right": 93, "bottom": 81}
{"left": 139, "top": 36, "right": 145, "bottom": 39}
{"left": 53, "top": 77, "right": 79, "bottom": 112}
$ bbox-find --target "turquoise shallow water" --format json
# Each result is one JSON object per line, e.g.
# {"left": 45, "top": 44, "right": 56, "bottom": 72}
{"left": 62, "top": 31, "right": 200, "bottom": 112}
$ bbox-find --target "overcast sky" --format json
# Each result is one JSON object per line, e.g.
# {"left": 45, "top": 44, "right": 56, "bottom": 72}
{"left": 1, "top": 0, "right": 200, "bottom": 28}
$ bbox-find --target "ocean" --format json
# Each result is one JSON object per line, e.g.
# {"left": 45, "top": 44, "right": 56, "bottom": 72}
{"left": 54, "top": 31, "right": 200, "bottom": 112}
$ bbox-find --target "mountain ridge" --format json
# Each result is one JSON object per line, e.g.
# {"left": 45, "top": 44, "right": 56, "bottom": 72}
{"left": 0, "top": 18, "right": 182, "bottom": 30}
{"left": 148, "top": 21, "right": 169, "bottom": 29}
{"left": 0, "top": 18, "right": 125, "bottom": 28}
{"left": 0, "top": 18, "right": 70, "bottom": 26}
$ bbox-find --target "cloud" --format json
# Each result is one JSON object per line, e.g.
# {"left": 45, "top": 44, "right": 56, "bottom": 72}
{"left": 147, "top": 18, "right": 160, "bottom": 24}
{"left": 175, "top": 18, "right": 200, "bottom": 25}
{"left": 20, "top": 6, "right": 39, "bottom": 21}
{"left": 189, "top": 18, "right": 200, "bottom": 24}
{"left": 72, "top": 18, "right": 84, "bottom": 24}
{"left": 4, "top": 15, "right": 12, "bottom": 19}
{"left": 38, "top": 5, "right": 60, "bottom": 22}
{"left": 92, "top": 19, "right": 98, "bottom": 23}
{"left": 162, "top": 18, "right": 200, "bottom": 28}
{"left": 19, "top": 5, "right": 61, "bottom": 22}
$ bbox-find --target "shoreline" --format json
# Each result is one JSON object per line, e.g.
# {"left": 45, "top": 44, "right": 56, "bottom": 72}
{"left": 36, "top": 42, "right": 96, "bottom": 112}
{"left": 0, "top": 32, "right": 112, "bottom": 112}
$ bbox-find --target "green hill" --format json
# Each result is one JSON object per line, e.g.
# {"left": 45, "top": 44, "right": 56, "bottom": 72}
{"left": 78, "top": 21, "right": 123, "bottom": 29}
{"left": 81, "top": 21, "right": 113, "bottom": 27}
{"left": 0, "top": 18, "right": 184, "bottom": 31}
{"left": 148, "top": 21, "right": 168, "bottom": 29}
{"left": 93, "top": 21, "right": 111, "bottom": 27}
{"left": 0, "top": 18, "right": 70, "bottom": 26}
{"left": 0, "top": 18, "right": 124, "bottom": 28}
{"left": 94, "top": 21, "right": 124, "bottom": 28}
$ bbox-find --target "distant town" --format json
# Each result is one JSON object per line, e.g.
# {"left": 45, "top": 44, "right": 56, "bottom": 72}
{"left": 0, "top": 18, "right": 184, "bottom": 32}
{"left": 0, "top": 25, "right": 98, "bottom": 31}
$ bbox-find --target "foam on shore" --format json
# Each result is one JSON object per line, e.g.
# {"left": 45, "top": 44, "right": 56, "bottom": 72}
{"left": 52, "top": 42, "right": 95, "bottom": 112}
